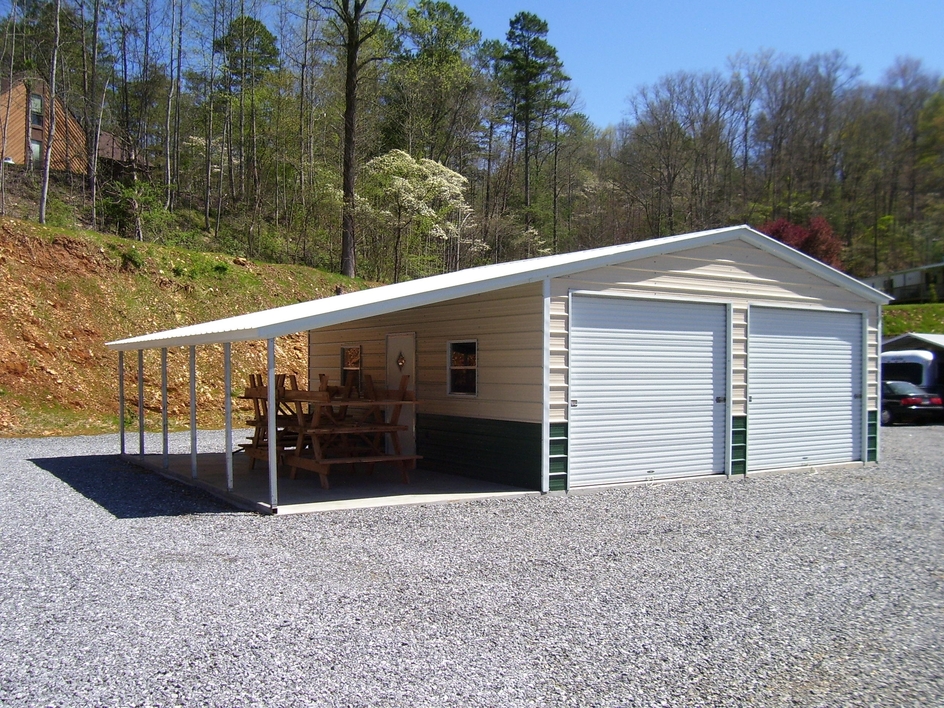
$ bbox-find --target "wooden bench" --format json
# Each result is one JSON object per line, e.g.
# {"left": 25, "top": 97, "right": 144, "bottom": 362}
{"left": 284, "top": 453, "right": 422, "bottom": 489}
{"left": 281, "top": 387, "right": 421, "bottom": 489}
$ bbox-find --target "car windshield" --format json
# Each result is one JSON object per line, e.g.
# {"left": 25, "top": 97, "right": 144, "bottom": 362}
{"left": 885, "top": 380, "right": 927, "bottom": 395}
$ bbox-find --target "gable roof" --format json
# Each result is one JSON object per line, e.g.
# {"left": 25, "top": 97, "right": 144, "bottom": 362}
{"left": 883, "top": 332, "right": 944, "bottom": 349}
{"left": 106, "top": 225, "right": 891, "bottom": 351}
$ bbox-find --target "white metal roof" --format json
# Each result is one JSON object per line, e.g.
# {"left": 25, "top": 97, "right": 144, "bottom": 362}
{"left": 883, "top": 333, "right": 944, "bottom": 349}
{"left": 106, "top": 225, "right": 891, "bottom": 351}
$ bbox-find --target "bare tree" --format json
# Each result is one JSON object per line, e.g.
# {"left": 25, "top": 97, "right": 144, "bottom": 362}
{"left": 316, "top": 0, "right": 390, "bottom": 277}
{"left": 38, "top": 0, "right": 62, "bottom": 224}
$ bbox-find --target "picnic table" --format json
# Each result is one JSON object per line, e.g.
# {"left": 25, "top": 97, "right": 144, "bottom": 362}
{"left": 240, "top": 374, "right": 421, "bottom": 490}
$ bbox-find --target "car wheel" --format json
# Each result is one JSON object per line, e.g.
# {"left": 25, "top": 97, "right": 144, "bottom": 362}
{"left": 881, "top": 409, "right": 893, "bottom": 426}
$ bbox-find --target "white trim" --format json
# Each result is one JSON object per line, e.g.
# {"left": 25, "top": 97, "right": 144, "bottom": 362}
{"left": 106, "top": 226, "right": 890, "bottom": 352}
{"left": 876, "top": 308, "right": 883, "bottom": 462}
{"left": 741, "top": 301, "right": 870, "bottom": 315}
{"left": 118, "top": 351, "right": 125, "bottom": 456}
{"left": 224, "top": 342, "right": 233, "bottom": 492}
{"left": 137, "top": 350, "right": 144, "bottom": 456}
{"left": 189, "top": 345, "right": 197, "bottom": 479}
{"left": 267, "top": 339, "right": 278, "bottom": 510}
{"left": 161, "top": 348, "right": 168, "bottom": 470}
{"left": 725, "top": 303, "right": 733, "bottom": 479}
{"left": 861, "top": 311, "right": 869, "bottom": 465}
{"left": 541, "top": 277, "right": 551, "bottom": 494}
{"left": 446, "top": 339, "right": 478, "bottom": 397}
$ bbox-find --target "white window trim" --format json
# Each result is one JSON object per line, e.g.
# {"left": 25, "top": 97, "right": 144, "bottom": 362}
{"left": 447, "top": 339, "right": 477, "bottom": 397}
{"left": 340, "top": 344, "right": 362, "bottom": 392}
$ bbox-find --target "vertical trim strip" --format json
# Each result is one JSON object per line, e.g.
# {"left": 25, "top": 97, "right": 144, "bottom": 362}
{"left": 725, "top": 303, "right": 733, "bottom": 479}
{"left": 876, "top": 305, "right": 882, "bottom": 462}
{"left": 137, "top": 349, "right": 144, "bottom": 456}
{"left": 861, "top": 310, "right": 870, "bottom": 462}
{"left": 189, "top": 345, "right": 197, "bottom": 478}
{"left": 744, "top": 306, "right": 750, "bottom": 476}
{"left": 161, "top": 347, "right": 168, "bottom": 470}
{"left": 541, "top": 277, "right": 550, "bottom": 493}
{"left": 118, "top": 350, "right": 125, "bottom": 456}
{"left": 267, "top": 338, "right": 278, "bottom": 510}
{"left": 224, "top": 342, "right": 233, "bottom": 492}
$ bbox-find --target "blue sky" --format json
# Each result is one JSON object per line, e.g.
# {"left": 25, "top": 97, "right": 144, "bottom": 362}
{"left": 450, "top": 0, "right": 944, "bottom": 128}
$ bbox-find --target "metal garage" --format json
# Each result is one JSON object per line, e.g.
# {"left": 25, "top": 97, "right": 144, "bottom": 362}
{"left": 568, "top": 295, "right": 728, "bottom": 486}
{"left": 747, "top": 307, "right": 864, "bottom": 470}
{"left": 109, "top": 225, "right": 890, "bottom": 511}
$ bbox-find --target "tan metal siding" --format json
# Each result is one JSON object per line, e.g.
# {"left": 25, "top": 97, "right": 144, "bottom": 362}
{"left": 308, "top": 283, "right": 545, "bottom": 423}
{"left": 551, "top": 240, "right": 881, "bottom": 421}
{"left": 549, "top": 296, "right": 569, "bottom": 423}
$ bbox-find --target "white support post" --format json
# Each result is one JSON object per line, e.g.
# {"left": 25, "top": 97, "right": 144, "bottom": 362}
{"left": 224, "top": 342, "right": 234, "bottom": 492}
{"left": 137, "top": 349, "right": 145, "bottom": 456}
{"left": 118, "top": 350, "right": 126, "bottom": 456}
{"left": 161, "top": 348, "right": 169, "bottom": 470}
{"left": 267, "top": 338, "right": 278, "bottom": 510}
{"left": 190, "top": 345, "right": 198, "bottom": 479}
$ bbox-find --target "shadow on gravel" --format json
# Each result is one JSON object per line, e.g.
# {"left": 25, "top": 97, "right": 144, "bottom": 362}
{"left": 30, "top": 455, "right": 234, "bottom": 518}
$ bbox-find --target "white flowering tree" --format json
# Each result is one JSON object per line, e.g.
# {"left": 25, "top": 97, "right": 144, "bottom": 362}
{"left": 358, "top": 149, "right": 475, "bottom": 282}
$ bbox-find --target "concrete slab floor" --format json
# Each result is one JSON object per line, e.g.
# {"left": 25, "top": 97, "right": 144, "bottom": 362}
{"left": 125, "top": 451, "right": 538, "bottom": 515}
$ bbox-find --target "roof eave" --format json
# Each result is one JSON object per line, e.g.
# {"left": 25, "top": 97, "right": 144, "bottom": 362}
{"left": 105, "top": 225, "right": 890, "bottom": 351}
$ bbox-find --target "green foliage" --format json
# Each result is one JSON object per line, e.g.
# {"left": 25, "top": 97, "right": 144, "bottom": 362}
{"left": 883, "top": 304, "right": 944, "bottom": 337}
{"left": 213, "top": 15, "right": 279, "bottom": 92}
{"left": 42, "top": 197, "right": 76, "bottom": 229}
{"left": 168, "top": 252, "right": 230, "bottom": 279}
{"left": 120, "top": 247, "right": 145, "bottom": 270}
{"left": 358, "top": 149, "right": 473, "bottom": 281}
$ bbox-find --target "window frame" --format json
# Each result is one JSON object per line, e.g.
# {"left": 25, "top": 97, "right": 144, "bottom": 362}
{"left": 30, "top": 94, "right": 43, "bottom": 127}
{"left": 340, "top": 344, "right": 362, "bottom": 394}
{"left": 447, "top": 340, "right": 477, "bottom": 397}
{"left": 29, "top": 139, "right": 42, "bottom": 164}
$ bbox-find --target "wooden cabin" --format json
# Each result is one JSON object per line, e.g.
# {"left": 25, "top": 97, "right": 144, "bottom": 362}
{"left": 0, "top": 75, "right": 87, "bottom": 173}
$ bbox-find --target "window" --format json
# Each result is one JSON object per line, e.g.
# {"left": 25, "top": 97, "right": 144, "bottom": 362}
{"left": 30, "top": 94, "right": 43, "bottom": 127}
{"left": 448, "top": 341, "right": 477, "bottom": 395}
{"left": 340, "top": 345, "right": 362, "bottom": 394}
{"left": 29, "top": 139, "right": 41, "bottom": 165}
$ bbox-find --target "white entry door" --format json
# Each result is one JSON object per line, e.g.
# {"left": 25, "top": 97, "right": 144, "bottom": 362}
{"left": 568, "top": 296, "right": 728, "bottom": 486}
{"left": 748, "top": 308, "right": 863, "bottom": 470}
{"left": 386, "top": 332, "right": 416, "bottom": 455}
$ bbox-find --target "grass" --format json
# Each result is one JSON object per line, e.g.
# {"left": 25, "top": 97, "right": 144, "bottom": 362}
{"left": 883, "top": 304, "right": 944, "bottom": 337}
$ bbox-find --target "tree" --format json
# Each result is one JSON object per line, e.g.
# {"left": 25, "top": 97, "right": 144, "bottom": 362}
{"left": 316, "top": 0, "right": 391, "bottom": 277}
{"left": 385, "top": 0, "right": 482, "bottom": 165}
{"left": 500, "top": 12, "right": 569, "bottom": 229}
{"left": 758, "top": 216, "right": 843, "bottom": 269}
{"left": 37, "top": 0, "right": 60, "bottom": 224}
{"left": 359, "top": 148, "right": 472, "bottom": 281}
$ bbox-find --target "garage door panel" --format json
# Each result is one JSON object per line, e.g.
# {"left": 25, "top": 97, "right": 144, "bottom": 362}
{"left": 569, "top": 297, "right": 727, "bottom": 487}
{"left": 749, "top": 308, "right": 862, "bottom": 470}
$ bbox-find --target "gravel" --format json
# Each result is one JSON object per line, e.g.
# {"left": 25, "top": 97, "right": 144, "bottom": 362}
{"left": 1, "top": 426, "right": 942, "bottom": 707}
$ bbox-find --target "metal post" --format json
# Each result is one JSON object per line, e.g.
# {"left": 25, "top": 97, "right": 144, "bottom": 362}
{"left": 224, "top": 342, "right": 234, "bottom": 492}
{"left": 190, "top": 345, "right": 198, "bottom": 479}
{"left": 118, "top": 350, "right": 126, "bottom": 455}
{"left": 161, "top": 348, "right": 169, "bottom": 470}
{"left": 267, "top": 338, "right": 278, "bottom": 510}
{"left": 137, "top": 349, "right": 145, "bottom": 456}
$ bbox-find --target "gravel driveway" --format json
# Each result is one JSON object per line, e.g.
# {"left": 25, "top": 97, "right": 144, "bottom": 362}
{"left": 1, "top": 426, "right": 942, "bottom": 707}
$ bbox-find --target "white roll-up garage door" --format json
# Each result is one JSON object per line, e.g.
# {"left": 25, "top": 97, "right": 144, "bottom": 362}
{"left": 748, "top": 308, "right": 863, "bottom": 471}
{"left": 568, "top": 296, "right": 727, "bottom": 487}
